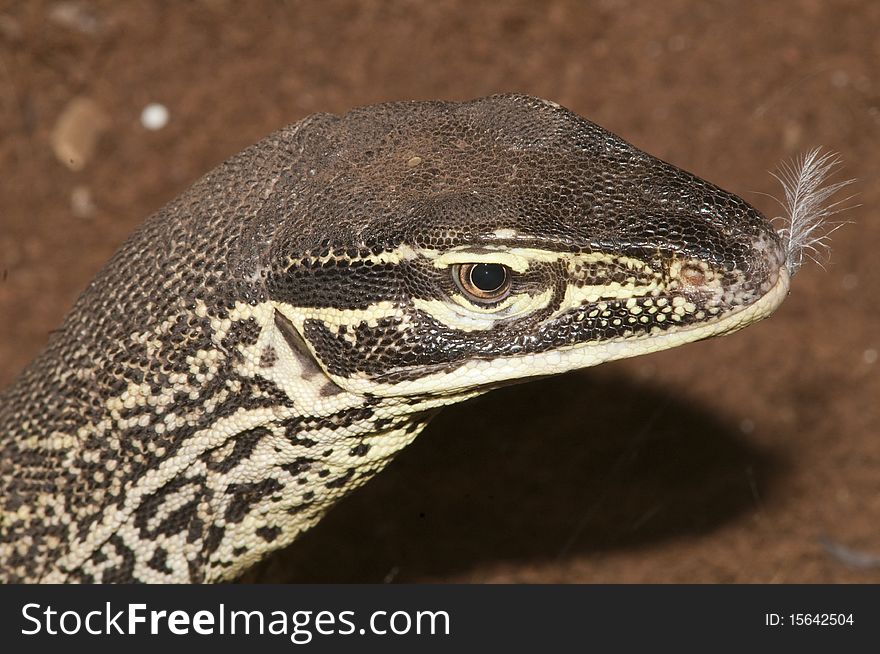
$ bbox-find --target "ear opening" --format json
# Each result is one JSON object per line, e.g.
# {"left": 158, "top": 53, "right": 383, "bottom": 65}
{"left": 273, "top": 309, "right": 346, "bottom": 396}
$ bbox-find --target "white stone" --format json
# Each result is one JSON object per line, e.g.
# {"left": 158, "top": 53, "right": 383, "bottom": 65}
{"left": 141, "top": 103, "right": 170, "bottom": 131}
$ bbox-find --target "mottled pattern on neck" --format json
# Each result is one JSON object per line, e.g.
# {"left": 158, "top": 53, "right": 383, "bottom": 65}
{"left": 2, "top": 290, "right": 443, "bottom": 582}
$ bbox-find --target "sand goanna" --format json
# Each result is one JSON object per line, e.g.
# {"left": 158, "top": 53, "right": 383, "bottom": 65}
{"left": 0, "top": 94, "right": 844, "bottom": 582}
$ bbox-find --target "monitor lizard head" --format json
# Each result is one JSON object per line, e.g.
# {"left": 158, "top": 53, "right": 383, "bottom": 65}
{"left": 265, "top": 94, "right": 789, "bottom": 398}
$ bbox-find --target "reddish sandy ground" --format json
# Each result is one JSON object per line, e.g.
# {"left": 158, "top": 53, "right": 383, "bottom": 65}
{"left": 1, "top": 0, "right": 878, "bottom": 583}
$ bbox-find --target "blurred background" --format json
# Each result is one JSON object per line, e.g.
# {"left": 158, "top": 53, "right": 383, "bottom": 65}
{"left": 0, "top": 0, "right": 877, "bottom": 582}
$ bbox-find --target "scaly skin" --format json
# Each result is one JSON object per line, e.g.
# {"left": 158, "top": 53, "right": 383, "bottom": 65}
{"left": 0, "top": 95, "right": 788, "bottom": 582}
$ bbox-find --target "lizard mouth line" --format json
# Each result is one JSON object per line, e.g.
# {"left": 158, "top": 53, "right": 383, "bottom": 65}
{"left": 360, "top": 265, "right": 792, "bottom": 396}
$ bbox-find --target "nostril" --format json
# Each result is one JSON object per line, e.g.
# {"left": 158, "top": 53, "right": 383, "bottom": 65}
{"left": 680, "top": 264, "right": 706, "bottom": 287}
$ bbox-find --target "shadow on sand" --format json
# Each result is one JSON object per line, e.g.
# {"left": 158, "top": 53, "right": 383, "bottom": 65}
{"left": 245, "top": 367, "right": 784, "bottom": 582}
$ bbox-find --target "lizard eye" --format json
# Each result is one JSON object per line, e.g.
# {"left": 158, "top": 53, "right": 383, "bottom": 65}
{"left": 454, "top": 263, "right": 512, "bottom": 303}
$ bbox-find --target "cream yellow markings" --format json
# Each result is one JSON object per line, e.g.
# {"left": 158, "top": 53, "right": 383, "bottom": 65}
{"left": 311, "top": 302, "right": 405, "bottom": 334}
{"left": 414, "top": 247, "right": 661, "bottom": 330}
{"left": 428, "top": 247, "right": 536, "bottom": 273}
{"left": 41, "top": 305, "right": 286, "bottom": 580}
{"left": 284, "top": 244, "right": 420, "bottom": 270}
{"left": 62, "top": 299, "right": 454, "bottom": 582}
{"left": 426, "top": 246, "right": 654, "bottom": 274}
{"left": 341, "top": 267, "right": 791, "bottom": 398}
{"left": 279, "top": 245, "right": 668, "bottom": 340}
{"left": 413, "top": 288, "right": 554, "bottom": 332}
{"left": 1, "top": 491, "right": 71, "bottom": 580}
{"left": 206, "top": 419, "right": 437, "bottom": 582}
{"left": 555, "top": 281, "right": 660, "bottom": 317}
{"left": 41, "top": 402, "right": 305, "bottom": 582}
{"left": 227, "top": 301, "right": 365, "bottom": 416}
{"left": 209, "top": 302, "right": 481, "bottom": 580}
{"left": 239, "top": 301, "right": 475, "bottom": 460}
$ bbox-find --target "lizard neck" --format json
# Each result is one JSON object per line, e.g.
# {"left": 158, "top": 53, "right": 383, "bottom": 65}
{"left": 1, "top": 298, "right": 450, "bottom": 582}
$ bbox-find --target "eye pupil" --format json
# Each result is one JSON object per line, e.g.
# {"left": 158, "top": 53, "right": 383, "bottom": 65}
{"left": 455, "top": 263, "right": 511, "bottom": 303}
{"left": 469, "top": 263, "right": 507, "bottom": 292}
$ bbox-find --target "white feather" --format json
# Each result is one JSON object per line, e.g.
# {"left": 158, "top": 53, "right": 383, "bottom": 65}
{"left": 770, "top": 148, "right": 855, "bottom": 276}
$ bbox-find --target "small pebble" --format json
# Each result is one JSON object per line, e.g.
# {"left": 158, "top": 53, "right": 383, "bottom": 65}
{"left": 141, "top": 103, "right": 169, "bottom": 131}
{"left": 864, "top": 349, "right": 878, "bottom": 365}
{"left": 51, "top": 97, "right": 108, "bottom": 170}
